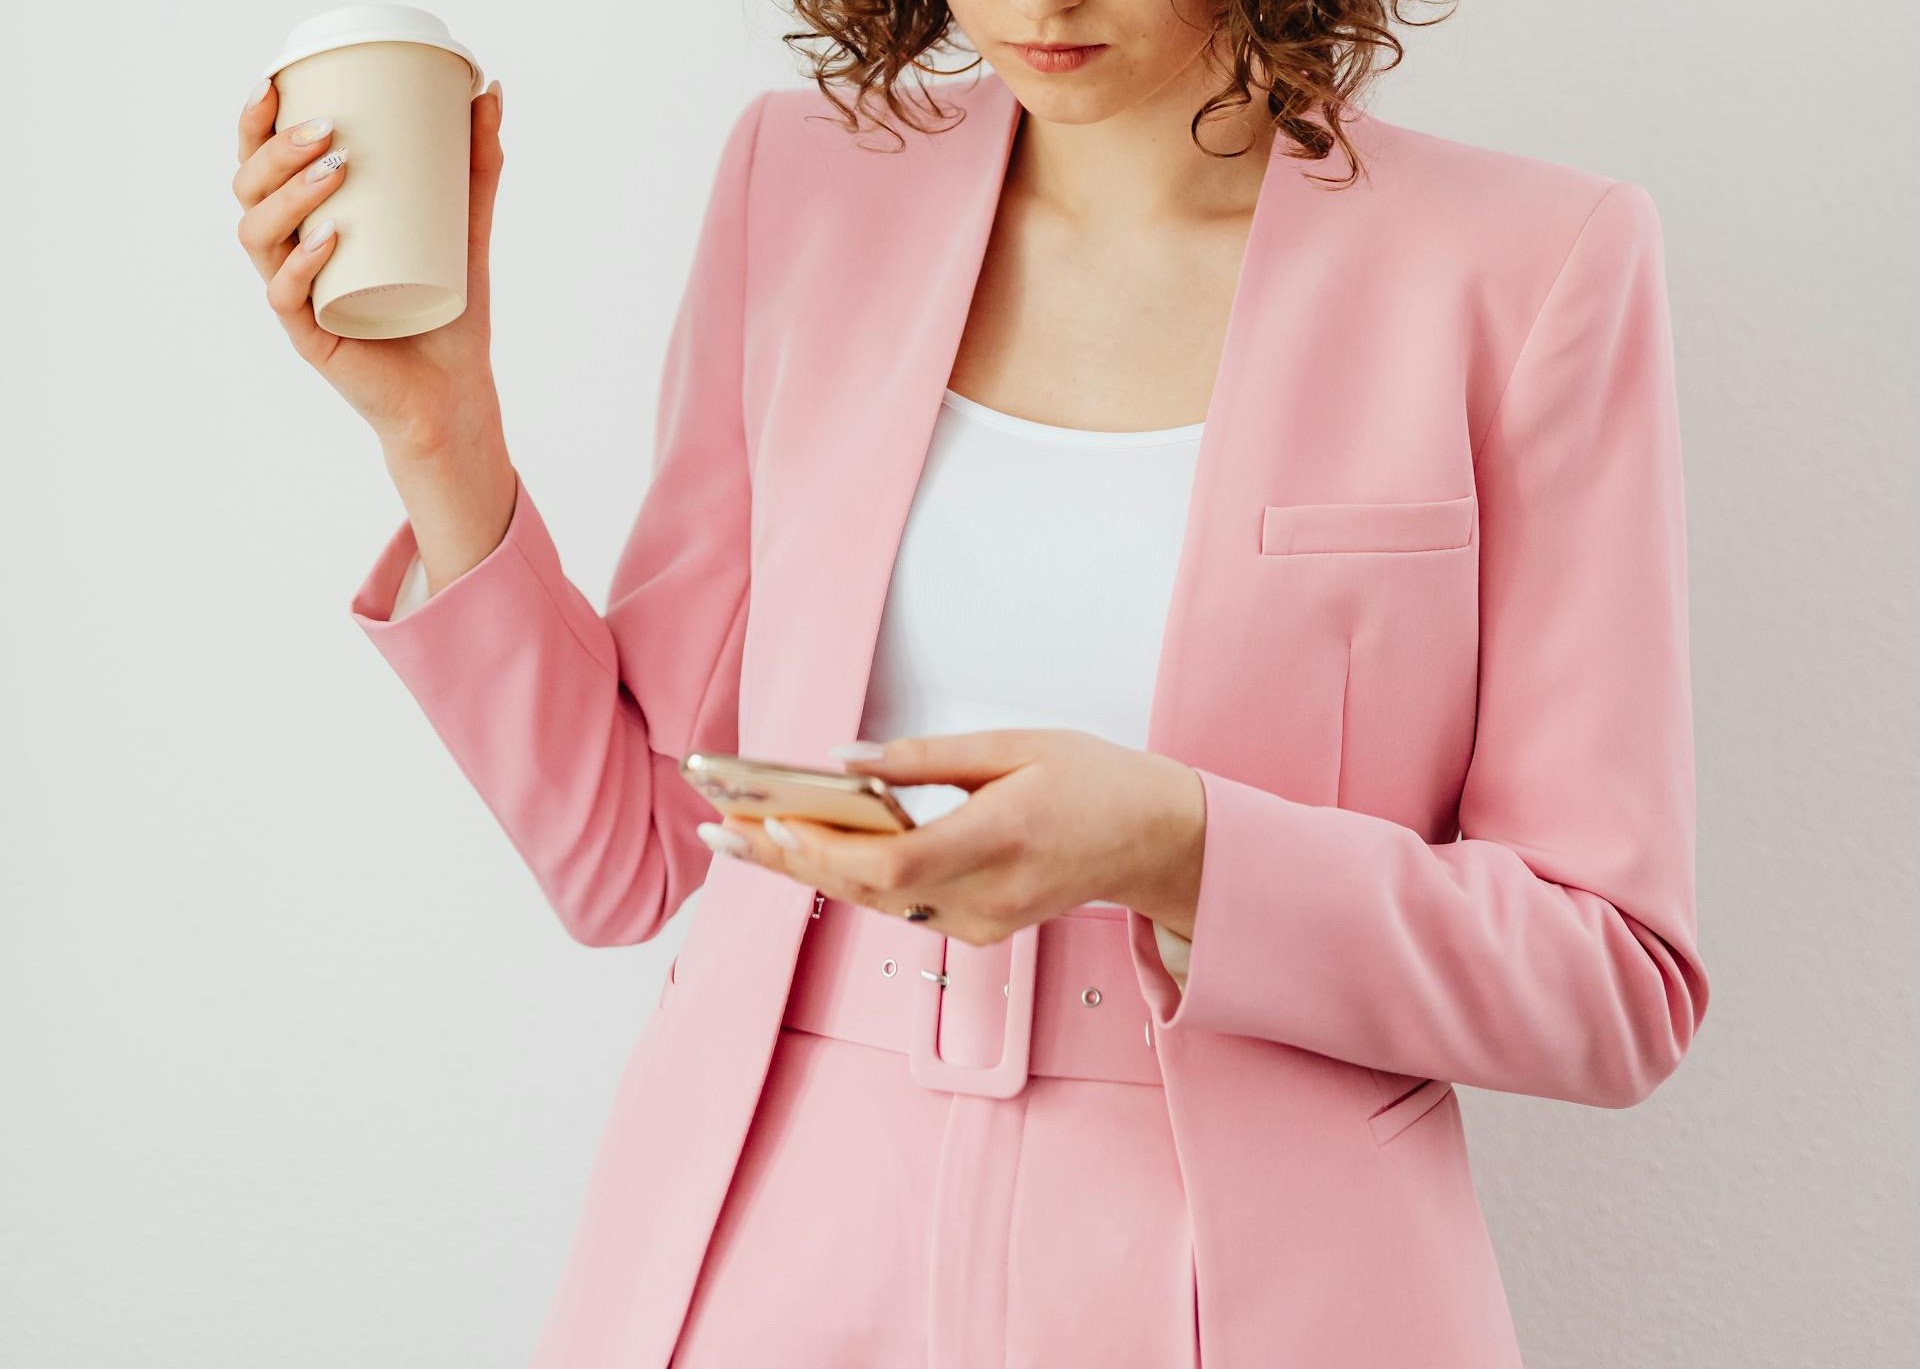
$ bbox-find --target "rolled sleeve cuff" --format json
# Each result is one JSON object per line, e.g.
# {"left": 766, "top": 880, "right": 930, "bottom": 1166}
{"left": 350, "top": 471, "right": 528, "bottom": 632}
{"left": 1127, "top": 765, "right": 1312, "bottom": 1037}
{"left": 346, "top": 470, "right": 615, "bottom": 701}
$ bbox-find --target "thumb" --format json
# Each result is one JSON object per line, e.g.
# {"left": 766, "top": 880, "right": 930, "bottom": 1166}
{"left": 832, "top": 729, "right": 1040, "bottom": 792}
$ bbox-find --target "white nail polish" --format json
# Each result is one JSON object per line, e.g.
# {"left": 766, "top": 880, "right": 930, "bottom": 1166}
{"left": 697, "top": 822, "right": 749, "bottom": 857}
{"left": 764, "top": 816, "right": 801, "bottom": 851}
{"left": 290, "top": 116, "right": 333, "bottom": 147}
{"left": 831, "top": 741, "right": 887, "bottom": 762}
{"left": 306, "top": 147, "right": 348, "bottom": 181}
{"left": 244, "top": 78, "right": 272, "bottom": 111}
{"left": 303, "top": 218, "right": 336, "bottom": 251}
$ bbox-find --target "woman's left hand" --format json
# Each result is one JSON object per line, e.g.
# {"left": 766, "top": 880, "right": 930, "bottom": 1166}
{"left": 696, "top": 729, "right": 1205, "bottom": 946}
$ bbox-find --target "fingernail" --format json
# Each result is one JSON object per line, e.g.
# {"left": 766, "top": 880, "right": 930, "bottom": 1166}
{"left": 305, "top": 147, "right": 349, "bottom": 182}
{"left": 303, "top": 217, "right": 336, "bottom": 252}
{"left": 290, "top": 116, "right": 333, "bottom": 147}
{"left": 245, "top": 78, "right": 272, "bottom": 111}
{"left": 763, "top": 816, "right": 801, "bottom": 851}
{"left": 831, "top": 741, "right": 887, "bottom": 762}
{"left": 697, "top": 822, "right": 749, "bottom": 858}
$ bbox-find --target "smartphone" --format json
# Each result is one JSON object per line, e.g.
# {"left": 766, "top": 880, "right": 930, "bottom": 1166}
{"left": 678, "top": 752, "right": 917, "bottom": 833}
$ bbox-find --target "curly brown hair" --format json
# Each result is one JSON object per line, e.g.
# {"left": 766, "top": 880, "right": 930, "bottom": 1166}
{"left": 781, "top": 0, "right": 1456, "bottom": 187}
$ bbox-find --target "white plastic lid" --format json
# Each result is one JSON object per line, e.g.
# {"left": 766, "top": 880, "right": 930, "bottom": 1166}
{"left": 265, "top": 4, "right": 483, "bottom": 96}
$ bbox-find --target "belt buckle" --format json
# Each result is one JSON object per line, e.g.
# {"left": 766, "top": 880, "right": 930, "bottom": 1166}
{"left": 907, "top": 922, "right": 1039, "bottom": 1099}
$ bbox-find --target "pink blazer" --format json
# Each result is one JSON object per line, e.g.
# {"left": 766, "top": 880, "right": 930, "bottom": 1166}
{"left": 349, "top": 71, "right": 1707, "bottom": 1368}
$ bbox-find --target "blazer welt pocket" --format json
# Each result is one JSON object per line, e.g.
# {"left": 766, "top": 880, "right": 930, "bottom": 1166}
{"left": 1260, "top": 494, "right": 1475, "bottom": 556}
{"left": 1367, "top": 1076, "right": 1457, "bottom": 1146}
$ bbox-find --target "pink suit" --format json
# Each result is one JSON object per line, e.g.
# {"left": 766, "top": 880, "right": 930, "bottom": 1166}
{"left": 349, "top": 71, "right": 1706, "bottom": 1367}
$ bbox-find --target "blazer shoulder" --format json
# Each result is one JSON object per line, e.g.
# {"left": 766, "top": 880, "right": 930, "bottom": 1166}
{"left": 1348, "top": 106, "right": 1620, "bottom": 199}
{"left": 1344, "top": 107, "right": 1662, "bottom": 275}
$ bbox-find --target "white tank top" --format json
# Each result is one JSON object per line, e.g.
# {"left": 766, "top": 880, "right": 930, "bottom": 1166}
{"left": 856, "top": 388, "right": 1203, "bottom": 985}
{"left": 388, "top": 387, "right": 1202, "bottom": 983}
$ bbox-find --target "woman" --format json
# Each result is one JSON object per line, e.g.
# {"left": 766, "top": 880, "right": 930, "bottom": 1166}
{"left": 231, "top": 1, "right": 1709, "bottom": 1364}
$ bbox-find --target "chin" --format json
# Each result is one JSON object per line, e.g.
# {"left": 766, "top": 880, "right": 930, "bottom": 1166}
{"left": 994, "top": 71, "right": 1125, "bottom": 127}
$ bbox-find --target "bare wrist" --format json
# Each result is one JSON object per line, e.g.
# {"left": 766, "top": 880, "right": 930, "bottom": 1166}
{"left": 380, "top": 418, "right": 508, "bottom": 473}
{"left": 1117, "top": 755, "right": 1206, "bottom": 935}
{"left": 380, "top": 436, "right": 519, "bottom": 597}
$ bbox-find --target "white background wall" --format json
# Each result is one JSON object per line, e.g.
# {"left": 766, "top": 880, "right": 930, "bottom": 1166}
{"left": 2, "top": 2, "right": 1913, "bottom": 1364}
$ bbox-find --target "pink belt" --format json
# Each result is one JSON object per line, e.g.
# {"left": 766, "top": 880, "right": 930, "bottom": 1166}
{"left": 782, "top": 892, "right": 1164, "bottom": 1097}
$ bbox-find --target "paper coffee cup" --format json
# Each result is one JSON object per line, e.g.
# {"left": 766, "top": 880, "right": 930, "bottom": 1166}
{"left": 263, "top": 5, "right": 485, "bottom": 339}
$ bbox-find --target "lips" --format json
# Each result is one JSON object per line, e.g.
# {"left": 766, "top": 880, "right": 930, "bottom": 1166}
{"left": 1008, "top": 42, "right": 1106, "bottom": 74}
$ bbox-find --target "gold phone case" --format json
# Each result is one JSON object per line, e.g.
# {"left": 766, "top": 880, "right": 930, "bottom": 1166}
{"left": 678, "top": 752, "right": 917, "bottom": 833}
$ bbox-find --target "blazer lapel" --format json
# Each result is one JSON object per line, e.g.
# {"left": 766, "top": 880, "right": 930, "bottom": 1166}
{"left": 751, "top": 74, "right": 1024, "bottom": 766}
{"left": 1140, "top": 104, "right": 1344, "bottom": 763}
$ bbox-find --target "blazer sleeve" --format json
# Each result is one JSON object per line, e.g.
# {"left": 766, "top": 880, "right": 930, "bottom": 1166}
{"left": 345, "top": 89, "right": 771, "bottom": 948}
{"left": 1150, "top": 180, "right": 1708, "bottom": 1108}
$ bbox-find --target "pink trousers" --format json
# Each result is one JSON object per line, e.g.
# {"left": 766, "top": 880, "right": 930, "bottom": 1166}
{"left": 667, "top": 904, "right": 1200, "bottom": 1368}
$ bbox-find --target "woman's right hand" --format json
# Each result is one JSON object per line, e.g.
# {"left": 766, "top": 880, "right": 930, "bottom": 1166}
{"left": 231, "top": 74, "right": 508, "bottom": 462}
